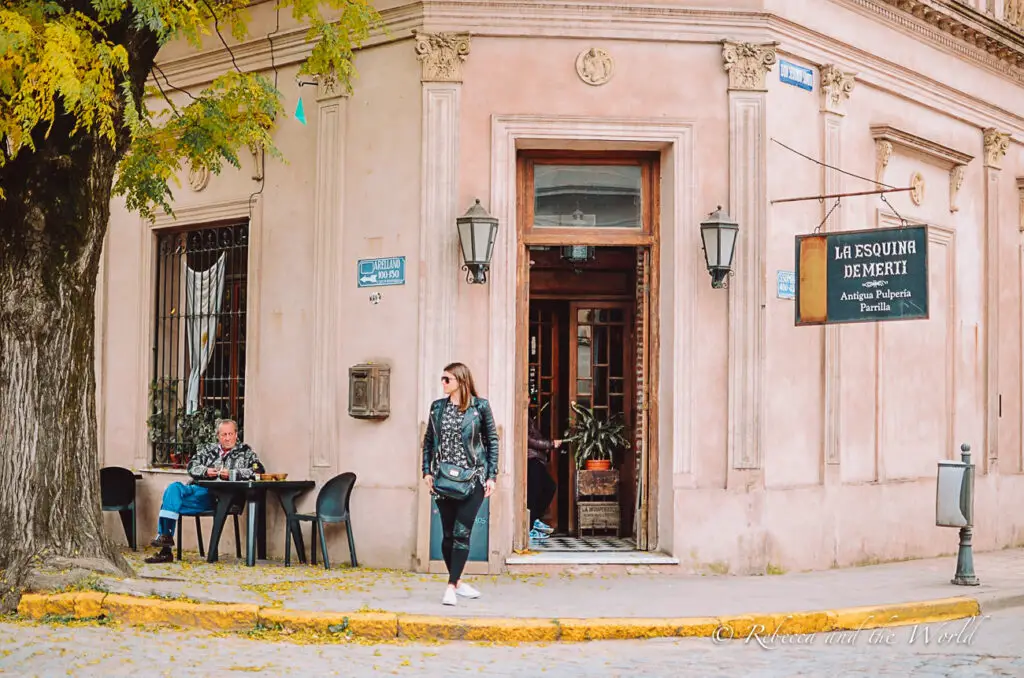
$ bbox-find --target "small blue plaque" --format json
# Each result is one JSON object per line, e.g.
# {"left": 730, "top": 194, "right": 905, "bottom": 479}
{"left": 779, "top": 60, "right": 814, "bottom": 91}
{"left": 777, "top": 270, "right": 796, "bottom": 300}
{"left": 357, "top": 256, "right": 406, "bottom": 288}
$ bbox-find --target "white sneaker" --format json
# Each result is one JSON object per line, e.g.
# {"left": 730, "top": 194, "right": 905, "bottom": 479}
{"left": 442, "top": 587, "right": 457, "bottom": 606}
{"left": 455, "top": 582, "right": 481, "bottom": 599}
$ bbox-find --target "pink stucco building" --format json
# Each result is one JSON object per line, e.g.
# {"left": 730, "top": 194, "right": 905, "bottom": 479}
{"left": 98, "top": 0, "right": 1024, "bottom": 575}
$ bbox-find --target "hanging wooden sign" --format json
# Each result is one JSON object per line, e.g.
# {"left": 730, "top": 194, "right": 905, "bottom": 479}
{"left": 795, "top": 224, "right": 929, "bottom": 326}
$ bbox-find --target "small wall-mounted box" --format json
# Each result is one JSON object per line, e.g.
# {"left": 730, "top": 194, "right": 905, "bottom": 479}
{"left": 348, "top": 363, "right": 391, "bottom": 420}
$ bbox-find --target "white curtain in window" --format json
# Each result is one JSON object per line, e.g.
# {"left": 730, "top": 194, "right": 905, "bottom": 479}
{"left": 185, "top": 253, "right": 227, "bottom": 414}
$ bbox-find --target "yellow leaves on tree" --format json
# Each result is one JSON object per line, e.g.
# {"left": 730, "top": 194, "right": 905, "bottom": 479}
{"left": 0, "top": 0, "right": 381, "bottom": 215}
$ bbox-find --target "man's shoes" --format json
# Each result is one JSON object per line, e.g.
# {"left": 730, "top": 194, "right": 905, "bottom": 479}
{"left": 455, "top": 582, "right": 481, "bottom": 599}
{"left": 144, "top": 549, "right": 173, "bottom": 564}
{"left": 441, "top": 587, "right": 457, "bottom": 606}
{"left": 532, "top": 519, "right": 554, "bottom": 535}
{"left": 149, "top": 534, "right": 174, "bottom": 548}
{"left": 529, "top": 528, "right": 549, "bottom": 541}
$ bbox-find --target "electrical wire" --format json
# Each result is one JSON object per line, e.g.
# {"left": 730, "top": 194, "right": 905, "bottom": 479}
{"left": 771, "top": 137, "right": 896, "bottom": 190}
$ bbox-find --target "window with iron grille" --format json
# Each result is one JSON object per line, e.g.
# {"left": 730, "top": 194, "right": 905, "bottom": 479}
{"left": 149, "top": 222, "right": 249, "bottom": 468}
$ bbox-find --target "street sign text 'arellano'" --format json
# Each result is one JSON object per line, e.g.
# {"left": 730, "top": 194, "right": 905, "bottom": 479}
{"left": 795, "top": 225, "right": 929, "bottom": 326}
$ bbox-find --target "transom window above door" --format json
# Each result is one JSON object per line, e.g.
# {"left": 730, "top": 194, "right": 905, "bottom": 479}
{"left": 519, "top": 152, "right": 657, "bottom": 244}
{"left": 533, "top": 165, "right": 642, "bottom": 229}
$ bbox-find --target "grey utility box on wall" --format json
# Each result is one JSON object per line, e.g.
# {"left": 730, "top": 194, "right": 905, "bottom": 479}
{"left": 348, "top": 363, "right": 391, "bottom": 420}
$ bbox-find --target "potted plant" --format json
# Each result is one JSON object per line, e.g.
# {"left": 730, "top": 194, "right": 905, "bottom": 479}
{"left": 563, "top": 401, "right": 630, "bottom": 471}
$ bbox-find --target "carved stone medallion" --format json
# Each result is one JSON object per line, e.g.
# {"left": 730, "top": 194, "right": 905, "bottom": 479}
{"left": 188, "top": 163, "right": 210, "bottom": 192}
{"left": 910, "top": 171, "right": 925, "bottom": 206}
{"left": 576, "top": 48, "right": 614, "bottom": 86}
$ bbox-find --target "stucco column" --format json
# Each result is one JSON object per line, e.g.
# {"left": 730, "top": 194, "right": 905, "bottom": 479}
{"left": 722, "top": 41, "right": 776, "bottom": 472}
{"left": 983, "top": 128, "right": 1009, "bottom": 471}
{"left": 412, "top": 31, "right": 469, "bottom": 569}
{"left": 309, "top": 73, "right": 348, "bottom": 475}
{"left": 819, "top": 65, "right": 855, "bottom": 472}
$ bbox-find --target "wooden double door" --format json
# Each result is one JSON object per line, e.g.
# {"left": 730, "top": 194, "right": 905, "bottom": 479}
{"left": 528, "top": 300, "right": 635, "bottom": 536}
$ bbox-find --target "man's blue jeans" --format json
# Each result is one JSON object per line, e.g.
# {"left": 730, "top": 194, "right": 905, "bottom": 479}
{"left": 157, "top": 482, "right": 214, "bottom": 537}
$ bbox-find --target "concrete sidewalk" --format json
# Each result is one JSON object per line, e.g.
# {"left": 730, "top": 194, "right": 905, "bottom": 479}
{"left": 101, "top": 547, "right": 1024, "bottom": 619}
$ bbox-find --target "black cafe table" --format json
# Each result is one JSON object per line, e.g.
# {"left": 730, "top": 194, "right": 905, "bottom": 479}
{"left": 194, "top": 479, "right": 315, "bottom": 567}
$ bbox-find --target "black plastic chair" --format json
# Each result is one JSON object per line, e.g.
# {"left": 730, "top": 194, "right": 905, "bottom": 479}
{"left": 100, "top": 467, "right": 138, "bottom": 550}
{"left": 177, "top": 500, "right": 244, "bottom": 562}
{"left": 285, "top": 472, "right": 357, "bottom": 569}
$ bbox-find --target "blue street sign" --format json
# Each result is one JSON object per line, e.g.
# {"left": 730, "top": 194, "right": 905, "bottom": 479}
{"left": 357, "top": 256, "right": 406, "bottom": 288}
{"left": 779, "top": 60, "right": 814, "bottom": 91}
{"left": 777, "top": 270, "right": 796, "bottom": 300}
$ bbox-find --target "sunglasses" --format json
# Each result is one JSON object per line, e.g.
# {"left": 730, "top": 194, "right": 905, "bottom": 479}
{"left": 441, "top": 376, "right": 455, "bottom": 384}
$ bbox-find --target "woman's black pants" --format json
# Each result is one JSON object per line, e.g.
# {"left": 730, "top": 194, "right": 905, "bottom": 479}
{"left": 527, "top": 458, "right": 557, "bottom": 527}
{"left": 436, "top": 481, "right": 485, "bottom": 585}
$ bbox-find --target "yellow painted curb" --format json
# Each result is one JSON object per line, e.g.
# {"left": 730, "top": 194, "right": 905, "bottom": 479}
{"left": 16, "top": 592, "right": 982, "bottom": 643}
{"left": 17, "top": 592, "right": 105, "bottom": 620}
{"left": 101, "top": 594, "right": 259, "bottom": 632}
{"left": 832, "top": 597, "right": 980, "bottom": 630}
{"left": 259, "top": 608, "right": 399, "bottom": 640}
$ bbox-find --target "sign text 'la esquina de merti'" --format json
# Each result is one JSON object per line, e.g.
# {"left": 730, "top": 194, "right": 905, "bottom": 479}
{"left": 795, "top": 224, "right": 929, "bottom": 326}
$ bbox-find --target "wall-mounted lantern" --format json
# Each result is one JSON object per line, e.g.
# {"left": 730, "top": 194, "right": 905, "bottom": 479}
{"left": 456, "top": 199, "right": 499, "bottom": 284}
{"left": 699, "top": 206, "right": 739, "bottom": 289}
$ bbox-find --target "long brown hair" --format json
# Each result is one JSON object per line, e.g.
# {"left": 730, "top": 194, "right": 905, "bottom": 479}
{"left": 444, "top": 362, "right": 479, "bottom": 413}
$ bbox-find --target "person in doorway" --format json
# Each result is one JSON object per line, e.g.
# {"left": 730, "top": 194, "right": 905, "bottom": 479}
{"left": 527, "top": 416, "right": 560, "bottom": 540}
{"left": 422, "top": 362, "right": 499, "bottom": 606}
{"left": 144, "top": 419, "right": 262, "bottom": 564}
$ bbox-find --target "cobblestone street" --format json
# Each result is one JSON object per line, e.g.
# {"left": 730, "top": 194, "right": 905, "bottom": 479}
{"left": 2, "top": 609, "right": 1023, "bottom": 677}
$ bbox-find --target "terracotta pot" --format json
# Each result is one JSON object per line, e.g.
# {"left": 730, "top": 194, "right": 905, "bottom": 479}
{"left": 584, "top": 459, "right": 612, "bottom": 471}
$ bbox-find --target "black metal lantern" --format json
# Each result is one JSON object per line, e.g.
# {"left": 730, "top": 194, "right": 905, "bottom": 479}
{"left": 456, "top": 199, "right": 499, "bottom": 284}
{"left": 699, "top": 206, "right": 739, "bottom": 289}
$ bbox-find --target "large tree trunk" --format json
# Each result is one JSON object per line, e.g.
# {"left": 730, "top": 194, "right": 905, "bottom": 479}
{"left": 0, "top": 121, "right": 134, "bottom": 611}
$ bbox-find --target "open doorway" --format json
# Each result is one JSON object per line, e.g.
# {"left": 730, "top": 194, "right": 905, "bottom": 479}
{"left": 526, "top": 245, "right": 646, "bottom": 551}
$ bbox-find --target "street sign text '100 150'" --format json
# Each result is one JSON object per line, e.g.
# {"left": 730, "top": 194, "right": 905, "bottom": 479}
{"left": 795, "top": 224, "right": 929, "bottom": 326}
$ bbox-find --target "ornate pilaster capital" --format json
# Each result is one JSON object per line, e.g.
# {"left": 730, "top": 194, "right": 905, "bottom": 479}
{"left": 983, "top": 128, "right": 1010, "bottom": 169}
{"left": 315, "top": 71, "right": 347, "bottom": 101}
{"left": 414, "top": 31, "right": 471, "bottom": 83}
{"left": 721, "top": 41, "right": 778, "bottom": 91}
{"left": 819, "top": 64, "right": 855, "bottom": 115}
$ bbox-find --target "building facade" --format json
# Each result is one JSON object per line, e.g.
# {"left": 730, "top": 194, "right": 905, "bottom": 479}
{"left": 99, "top": 0, "right": 1024, "bottom": 574}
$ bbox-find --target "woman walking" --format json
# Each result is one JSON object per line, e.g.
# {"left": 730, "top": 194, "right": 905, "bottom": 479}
{"left": 422, "top": 362, "right": 499, "bottom": 606}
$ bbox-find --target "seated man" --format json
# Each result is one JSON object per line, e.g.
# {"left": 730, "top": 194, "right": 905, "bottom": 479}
{"left": 145, "top": 419, "right": 262, "bottom": 564}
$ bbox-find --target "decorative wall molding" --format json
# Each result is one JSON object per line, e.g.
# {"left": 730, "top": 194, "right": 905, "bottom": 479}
{"left": 870, "top": 124, "right": 975, "bottom": 166}
{"left": 947, "top": 163, "right": 963, "bottom": 211}
{"left": 819, "top": 64, "right": 856, "bottom": 115}
{"left": 822, "top": 109, "right": 845, "bottom": 467}
{"left": 984, "top": 127, "right": 1011, "bottom": 167}
{"left": 147, "top": 4, "right": 1024, "bottom": 136}
{"left": 984, "top": 159, "right": 1001, "bottom": 466}
{"left": 309, "top": 91, "right": 348, "bottom": 470}
{"left": 413, "top": 30, "right": 471, "bottom": 82}
{"left": 315, "top": 70, "right": 346, "bottom": 100}
{"left": 728, "top": 90, "right": 768, "bottom": 470}
{"left": 870, "top": 124, "right": 974, "bottom": 210}
{"left": 1017, "top": 177, "right": 1024, "bottom": 231}
{"left": 576, "top": 47, "right": 615, "bottom": 86}
{"left": 489, "top": 115, "right": 697, "bottom": 543}
{"left": 875, "top": 140, "right": 894, "bottom": 189}
{"left": 722, "top": 40, "right": 779, "bottom": 91}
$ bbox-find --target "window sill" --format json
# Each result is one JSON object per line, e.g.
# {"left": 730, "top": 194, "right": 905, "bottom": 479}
{"left": 139, "top": 468, "right": 190, "bottom": 475}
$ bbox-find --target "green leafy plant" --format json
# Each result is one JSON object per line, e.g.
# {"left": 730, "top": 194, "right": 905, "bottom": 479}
{"left": 562, "top": 401, "right": 631, "bottom": 469}
{"left": 146, "top": 379, "right": 222, "bottom": 466}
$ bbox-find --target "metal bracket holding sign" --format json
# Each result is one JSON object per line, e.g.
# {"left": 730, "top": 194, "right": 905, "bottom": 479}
{"left": 795, "top": 224, "right": 929, "bottom": 326}
{"left": 357, "top": 256, "right": 406, "bottom": 288}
